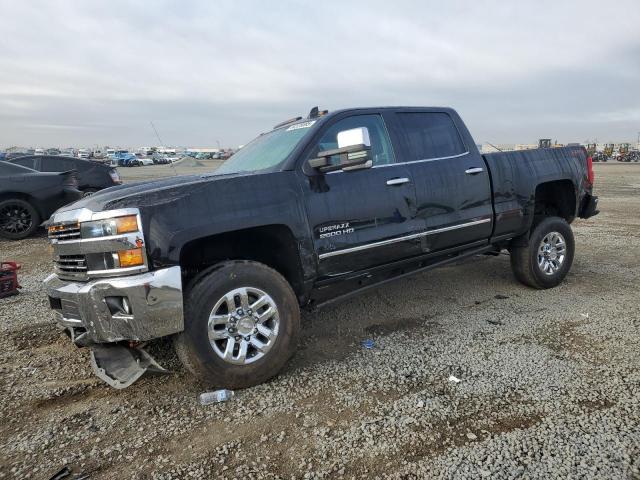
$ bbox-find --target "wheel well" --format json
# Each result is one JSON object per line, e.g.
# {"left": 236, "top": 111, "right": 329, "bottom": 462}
{"left": 0, "top": 193, "right": 41, "bottom": 214}
{"left": 180, "top": 225, "right": 305, "bottom": 299}
{"left": 533, "top": 180, "right": 576, "bottom": 224}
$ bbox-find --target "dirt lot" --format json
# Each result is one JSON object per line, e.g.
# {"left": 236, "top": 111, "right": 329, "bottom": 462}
{"left": 115, "top": 158, "right": 224, "bottom": 182}
{"left": 1, "top": 163, "right": 638, "bottom": 479}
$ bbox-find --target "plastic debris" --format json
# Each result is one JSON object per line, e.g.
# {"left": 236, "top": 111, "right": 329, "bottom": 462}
{"left": 361, "top": 339, "right": 375, "bottom": 349}
{"left": 448, "top": 375, "right": 462, "bottom": 383}
{"left": 199, "top": 389, "right": 234, "bottom": 405}
{"left": 49, "top": 467, "right": 71, "bottom": 480}
{"left": 580, "top": 313, "right": 589, "bottom": 318}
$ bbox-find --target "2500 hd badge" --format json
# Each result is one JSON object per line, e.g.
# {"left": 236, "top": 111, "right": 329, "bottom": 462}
{"left": 317, "top": 222, "right": 355, "bottom": 239}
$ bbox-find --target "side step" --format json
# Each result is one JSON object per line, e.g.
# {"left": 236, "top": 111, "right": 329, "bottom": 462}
{"left": 90, "top": 344, "right": 169, "bottom": 389}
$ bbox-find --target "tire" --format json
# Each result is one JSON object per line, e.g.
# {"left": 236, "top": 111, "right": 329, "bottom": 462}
{"left": 510, "top": 216, "right": 575, "bottom": 289}
{"left": 82, "top": 188, "right": 99, "bottom": 197}
{"left": 0, "top": 199, "right": 41, "bottom": 240}
{"left": 174, "top": 260, "right": 300, "bottom": 389}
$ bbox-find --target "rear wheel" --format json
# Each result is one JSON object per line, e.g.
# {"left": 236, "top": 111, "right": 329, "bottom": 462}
{"left": 510, "top": 216, "right": 575, "bottom": 289}
{"left": 0, "top": 199, "right": 41, "bottom": 239}
{"left": 174, "top": 261, "right": 300, "bottom": 389}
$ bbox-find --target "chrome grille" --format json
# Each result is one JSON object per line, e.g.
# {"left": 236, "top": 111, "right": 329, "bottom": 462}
{"left": 49, "top": 223, "right": 81, "bottom": 241}
{"left": 55, "top": 255, "right": 88, "bottom": 280}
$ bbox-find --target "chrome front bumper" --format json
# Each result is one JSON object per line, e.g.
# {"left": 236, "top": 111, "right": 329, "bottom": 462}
{"left": 44, "top": 266, "right": 184, "bottom": 344}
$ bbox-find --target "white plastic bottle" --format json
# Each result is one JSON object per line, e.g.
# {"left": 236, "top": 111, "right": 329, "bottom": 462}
{"left": 199, "top": 389, "right": 234, "bottom": 405}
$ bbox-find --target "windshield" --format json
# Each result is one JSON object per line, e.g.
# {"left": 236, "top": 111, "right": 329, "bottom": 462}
{"left": 216, "top": 120, "right": 316, "bottom": 175}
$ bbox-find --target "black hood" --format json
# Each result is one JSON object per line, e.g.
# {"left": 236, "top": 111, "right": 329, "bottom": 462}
{"left": 55, "top": 174, "right": 219, "bottom": 213}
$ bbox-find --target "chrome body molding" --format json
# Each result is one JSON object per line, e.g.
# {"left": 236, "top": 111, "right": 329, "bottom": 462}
{"left": 44, "top": 266, "right": 184, "bottom": 343}
{"left": 326, "top": 151, "right": 470, "bottom": 174}
{"left": 319, "top": 218, "right": 492, "bottom": 260}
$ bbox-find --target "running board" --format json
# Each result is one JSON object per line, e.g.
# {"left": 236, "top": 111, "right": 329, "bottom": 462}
{"left": 90, "top": 344, "right": 169, "bottom": 389}
{"left": 311, "top": 244, "right": 493, "bottom": 309}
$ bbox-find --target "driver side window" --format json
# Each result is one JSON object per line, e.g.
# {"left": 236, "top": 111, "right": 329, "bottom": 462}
{"left": 310, "top": 114, "right": 395, "bottom": 167}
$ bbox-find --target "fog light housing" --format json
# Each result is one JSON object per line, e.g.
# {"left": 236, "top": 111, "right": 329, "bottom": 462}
{"left": 117, "top": 248, "right": 144, "bottom": 267}
{"left": 105, "top": 296, "right": 133, "bottom": 316}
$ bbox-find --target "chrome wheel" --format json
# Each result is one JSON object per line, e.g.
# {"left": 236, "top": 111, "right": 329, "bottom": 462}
{"left": 537, "top": 231, "right": 566, "bottom": 275}
{"left": 207, "top": 287, "right": 279, "bottom": 365}
{"left": 0, "top": 203, "right": 32, "bottom": 235}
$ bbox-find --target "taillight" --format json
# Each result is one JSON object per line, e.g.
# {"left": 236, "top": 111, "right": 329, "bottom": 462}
{"left": 586, "top": 155, "right": 594, "bottom": 185}
{"left": 109, "top": 169, "right": 122, "bottom": 184}
{"left": 63, "top": 172, "right": 78, "bottom": 187}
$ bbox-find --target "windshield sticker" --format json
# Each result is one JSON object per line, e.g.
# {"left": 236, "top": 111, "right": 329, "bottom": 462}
{"left": 286, "top": 120, "right": 316, "bottom": 131}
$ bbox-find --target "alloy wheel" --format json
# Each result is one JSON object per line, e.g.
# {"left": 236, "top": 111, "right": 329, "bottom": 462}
{"left": 0, "top": 203, "right": 32, "bottom": 234}
{"left": 537, "top": 231, "right": 566, "bottom": 275}
{"left": 207, "top": 287, "right": 280, "bottom": 365}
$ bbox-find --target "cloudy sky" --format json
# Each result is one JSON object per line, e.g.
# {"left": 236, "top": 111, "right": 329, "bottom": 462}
{"left": 1, "top": 0, "right": 639, "bottom": 149}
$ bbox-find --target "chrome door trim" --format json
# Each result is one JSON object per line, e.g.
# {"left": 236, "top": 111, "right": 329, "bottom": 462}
{"left": 325, "top": 151, "right": 470, "bottom": 175}
{"left": 318, "top": 218, "right": 491, "bottom": 260}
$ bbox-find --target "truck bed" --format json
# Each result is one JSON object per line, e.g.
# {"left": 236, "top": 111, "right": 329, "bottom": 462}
{"left": 483, "top": 146, "right": 590, "bottom": 241}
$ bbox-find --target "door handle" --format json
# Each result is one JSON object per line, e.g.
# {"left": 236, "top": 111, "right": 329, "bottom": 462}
{"left": 386, "top": 177, "right": 410, "bottom": 186}
{"left": 465, "top": 167, "right": 484, "bottom": 175}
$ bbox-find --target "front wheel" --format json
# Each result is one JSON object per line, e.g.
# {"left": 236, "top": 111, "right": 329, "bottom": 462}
{"left": 174, "top": 261, "right": 300, "bottom": 389}
{"left": 510, "top": 216, "right": 575, "bottom": 289}
{"left": 0, "top": 199, "right": 41, "bottom": 239}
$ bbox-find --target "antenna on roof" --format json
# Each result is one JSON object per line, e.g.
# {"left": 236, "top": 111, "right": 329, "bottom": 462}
{"left": 150, "top": 121, "right": 178, "bottom": 176}
{"left": 486, "top": 142, "right": 504, "bottom": 152}
{"left": 308, "top": 106, "right": 319, "bottom": 118}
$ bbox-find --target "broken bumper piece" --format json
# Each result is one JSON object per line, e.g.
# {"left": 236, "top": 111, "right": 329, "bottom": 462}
{"left": 44, "top": 266, "right": 184, "bottom": 343}
{"left": 44, "top": 266, "right": 183, "bottom": 388}
{"left": 90, "top": 343, "right": 169, "bottom": 389}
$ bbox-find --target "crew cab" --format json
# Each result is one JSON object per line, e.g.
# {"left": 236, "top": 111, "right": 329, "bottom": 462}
{"left": 44, "top": 107, "right": 599, "bottom": 389}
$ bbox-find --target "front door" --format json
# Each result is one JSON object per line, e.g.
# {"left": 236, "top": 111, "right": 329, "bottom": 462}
{"left": 301, "top": 113, "right": 422, "bottom": 277}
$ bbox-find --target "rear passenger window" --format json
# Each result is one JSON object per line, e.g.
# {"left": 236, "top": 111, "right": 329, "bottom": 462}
{"left": 12, "top": 157, "right": 36, "bottom": 169}
{"left": 396, "top": 112, "right": 466, "bottom": 161}
{"left": 41, "top": 157, "right": 76, "bottom": 172}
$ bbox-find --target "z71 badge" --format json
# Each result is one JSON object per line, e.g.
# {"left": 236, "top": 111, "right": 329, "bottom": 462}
{"left": 317, "top": 222, "right": 355, "bottom": 239}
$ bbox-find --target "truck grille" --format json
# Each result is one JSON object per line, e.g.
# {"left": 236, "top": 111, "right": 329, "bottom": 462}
{"left": 48, "top": 223, "right": 81, "bottom": 241}
{"left": 55, "top": 255, "right": 88, "bottom": 280}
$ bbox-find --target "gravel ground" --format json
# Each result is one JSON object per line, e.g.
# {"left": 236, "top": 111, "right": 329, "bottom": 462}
{"left": 0, "top": 163, "right": 639, "bottom": 479}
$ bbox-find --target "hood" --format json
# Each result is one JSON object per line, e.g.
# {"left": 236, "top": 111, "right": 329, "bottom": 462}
{"left": 56, "top": 174, "right": 219, "bottom": 213}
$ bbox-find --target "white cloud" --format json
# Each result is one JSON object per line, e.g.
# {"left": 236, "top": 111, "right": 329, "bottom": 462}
{"left": 0, "top": 0, "right": 639, "bottom": 147}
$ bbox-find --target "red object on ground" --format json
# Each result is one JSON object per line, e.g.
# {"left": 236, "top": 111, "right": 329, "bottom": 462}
{"left": 0, "top": 262, "right": 21, "bottom": 298}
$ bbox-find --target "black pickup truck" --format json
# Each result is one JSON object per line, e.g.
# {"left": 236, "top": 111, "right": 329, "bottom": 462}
{"left": 44, "top": 107, "right": 599, "bottom": 389}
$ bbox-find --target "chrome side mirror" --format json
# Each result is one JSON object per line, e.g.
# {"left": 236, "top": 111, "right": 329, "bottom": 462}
{"left": 308, "top": 127, "right": 372, "bottom": 173}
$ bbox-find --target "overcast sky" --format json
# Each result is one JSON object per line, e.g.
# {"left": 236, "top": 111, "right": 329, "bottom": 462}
{"left": 1, "top": 0, "right": 639, "bottom": 149}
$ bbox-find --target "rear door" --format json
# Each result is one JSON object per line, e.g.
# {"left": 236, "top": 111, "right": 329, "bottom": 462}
{"left": 389, "top": 110, "right": 493, "bottom": 252}
{"left": 301, "top": 113, "right": 422, "bottom": 277}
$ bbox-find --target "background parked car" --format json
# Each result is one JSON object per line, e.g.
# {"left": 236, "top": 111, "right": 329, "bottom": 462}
{"left": 112, "top": 150, "right": 139, "bottom": 167}
{"left": 152, "top": 153, "right": 170, "bottom": 164}
{"left": 0, "top": 161, "right": 82, "bottom": 239}
{"left": 7, "top": 155, "right": 122, "bottom": 196}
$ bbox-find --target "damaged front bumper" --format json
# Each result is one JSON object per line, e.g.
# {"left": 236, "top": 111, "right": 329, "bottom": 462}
{"left": 44, "top": 266, "right": 183, "bottom": 388}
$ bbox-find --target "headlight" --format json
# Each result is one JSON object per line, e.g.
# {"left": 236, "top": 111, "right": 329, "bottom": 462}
{"left": 80, "top": 215, "right": 139, "bottom": 238}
